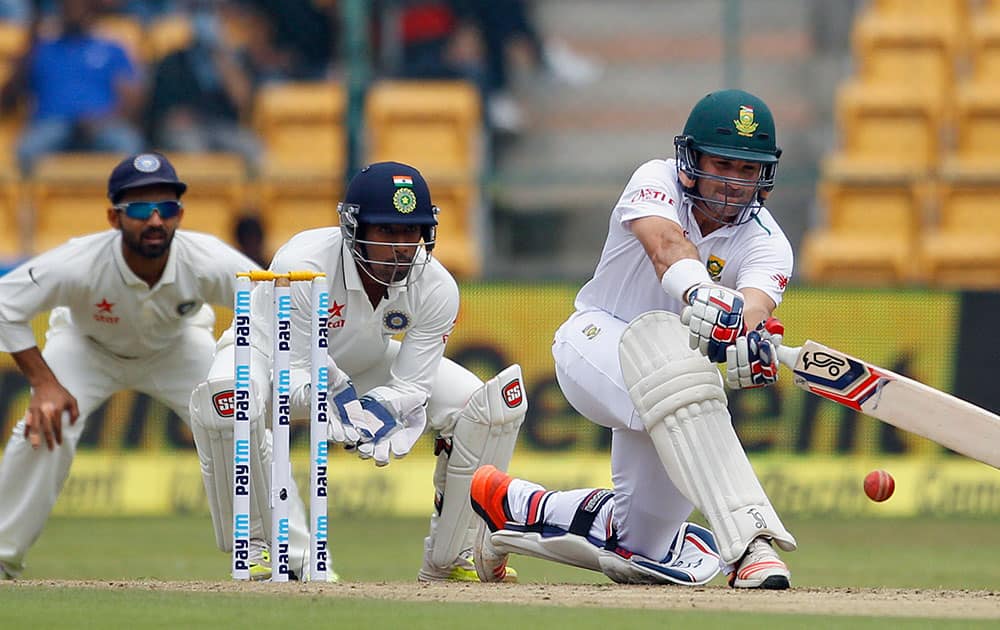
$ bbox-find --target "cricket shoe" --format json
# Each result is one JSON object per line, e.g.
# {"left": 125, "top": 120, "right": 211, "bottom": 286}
{"left": 417, "top": 544, "right": 517, "bottom": 582}
{"left": 247, "top": 542, "right": 307, "bottom": 582}
{"left": 728, "top": 537, "right": 790, "bottom": 589}
{"left": 470, "top": 464, "right": 516, "bottom": 582}
{"left": 0, "top": 561, "right": 16, "bottom": 580}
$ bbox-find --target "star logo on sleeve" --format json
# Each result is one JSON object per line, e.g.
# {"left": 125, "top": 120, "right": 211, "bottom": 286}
{"left": 95, "top": 299, "right": 114, "bottom": 313}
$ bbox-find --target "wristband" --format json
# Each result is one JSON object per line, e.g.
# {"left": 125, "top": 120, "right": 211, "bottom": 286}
{"left": 660, "top": 258, "right": 711, "bottom": 304}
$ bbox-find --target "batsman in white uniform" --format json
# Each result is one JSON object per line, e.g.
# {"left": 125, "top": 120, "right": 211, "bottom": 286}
{"left": 0, "top": 152, "right": 261, "bottom": 579}
{"left": 190, "top": 161, "right": 526, "bottom": 581}
{"left": 470, "top": 89, "right": 797, "bottom": 589}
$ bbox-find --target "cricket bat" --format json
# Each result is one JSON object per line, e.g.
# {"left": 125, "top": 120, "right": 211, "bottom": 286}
{"left": 775, "top": 340, "right": 1000, "bottom": 469}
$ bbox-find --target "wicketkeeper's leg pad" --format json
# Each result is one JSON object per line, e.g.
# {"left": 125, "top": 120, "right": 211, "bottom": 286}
{"left": 428, "top": 364, "right": 527, "bottom": 570}
{"left": 597, "top": 522, "right": 721, "bottom": 585}
{"left": 618, "top": 310, "right": 796, "bottom": 564}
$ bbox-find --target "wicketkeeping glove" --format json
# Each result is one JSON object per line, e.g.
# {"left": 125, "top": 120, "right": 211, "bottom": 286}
{"left": 354, "top": 391, "right": 427, "bottom": 467}
{"left": 326, "top": 368, "right": 363, "bottom": 445}
{"left": 680, "top": 283, "right": 746, "bottom": 363}
{"left": 725, "top": 317, "right": 784, "bottom": 389}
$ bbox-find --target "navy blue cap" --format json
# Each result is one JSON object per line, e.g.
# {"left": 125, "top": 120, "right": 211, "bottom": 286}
{"left": 107, "top": 152, "right": 188, "bottom": 203}
{"left": 343, "top": 161, "right": 437, "bottom": 225}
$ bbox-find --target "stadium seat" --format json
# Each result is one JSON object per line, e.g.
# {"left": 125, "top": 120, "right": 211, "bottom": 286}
{"left": 146, "top": 15, "right": 193, "bottom": 62}
{"left": 165, "top": 152, "right": 247, "bottom": 243}
{"left": 799, "top": 179, "right": 928, "bottom": 284}
{"left": 427, "top": 180, "right": 480, "bottom": 278}
{"left": 257, "top": 177, "right": 342, "bottom": 254}
{"left": 253, "top": 82, "right": 345, "bottom": 177}
{"left": 942, "top": 84, "right": 1000, "bottom": 172}
{"left": 824, "top": 81, "right": 941, "bottom": 177}
{"left": 851, "top": 13, "right": 957, "bottom": 109}
{"left": 93, "top": 15, "right": 143, "bottom": 63}
{"left": 29, "top": 153, "right": 121, "bottom": 252}
{"left": 364, "top": 80, "right": 482, "bottom": 177}
{"left": 921, "top": 177, "right": 1000, "bottom": 287}
{"left": 0, "top": 20, "right": 28, "bottom": 59}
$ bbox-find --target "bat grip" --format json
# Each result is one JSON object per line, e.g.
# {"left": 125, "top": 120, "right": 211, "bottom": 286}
{"left": 775, "top": 344, "right": 801, "bottom": 368}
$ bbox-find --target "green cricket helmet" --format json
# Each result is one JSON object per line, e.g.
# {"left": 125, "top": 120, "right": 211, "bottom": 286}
{"left": 673, "top": 89, "right": 782, "bottom": 224}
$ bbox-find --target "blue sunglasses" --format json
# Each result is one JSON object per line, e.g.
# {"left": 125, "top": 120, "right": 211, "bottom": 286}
{"left": 114, "top": 200, "right": 183, "bottom": 220}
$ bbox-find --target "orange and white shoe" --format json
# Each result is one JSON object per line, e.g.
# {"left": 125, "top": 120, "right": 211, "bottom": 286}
{"left": 470, "top": 465, "right": 516, "bottom": 582}
{"left": 470, "top": 465, "right": 515, "bottom": 533}
{"left": 728, "top": 537, "right": 790, "bottom": 589}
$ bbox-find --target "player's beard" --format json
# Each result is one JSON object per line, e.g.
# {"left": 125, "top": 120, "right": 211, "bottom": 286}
{"left": 122, "top": 226, "right": 174, "bottom": 259}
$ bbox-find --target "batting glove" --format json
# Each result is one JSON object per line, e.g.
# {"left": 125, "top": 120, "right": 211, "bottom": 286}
{"left": 725, "top": 317, "right": 784, "bottom": 389}
{"left": 680, "top": 283, "right": 746, "bottom": 363}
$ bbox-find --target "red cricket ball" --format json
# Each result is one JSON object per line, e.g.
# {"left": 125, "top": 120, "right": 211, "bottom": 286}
{"left": 864, "top": 469, "right": 895, "bottom": 502}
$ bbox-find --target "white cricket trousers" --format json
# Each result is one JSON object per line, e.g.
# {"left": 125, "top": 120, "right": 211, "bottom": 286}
{"left": 0, "top": 322, "right": 216, "bottom": 574}
{"left": 549, "top": 308, "right": 694, "bottom": 561}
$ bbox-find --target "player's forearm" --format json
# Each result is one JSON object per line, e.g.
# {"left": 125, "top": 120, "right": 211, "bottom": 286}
{"left": 11, "top": 346, "right": 60, "bottom": 388}
{"left": 740, "top": 287, "right": 777, "bottom": 330}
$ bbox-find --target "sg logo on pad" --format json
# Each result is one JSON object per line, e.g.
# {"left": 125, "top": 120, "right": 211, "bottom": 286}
{"left": 213, "top": 391, "right": 234, "bottom": 417}
{"left": 502, "top": 380, "right": 523, "bottom": 408}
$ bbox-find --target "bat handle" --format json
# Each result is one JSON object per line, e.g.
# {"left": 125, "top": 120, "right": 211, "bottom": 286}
{"left": 775, "top": 344, "right": 801, "bottom": 368}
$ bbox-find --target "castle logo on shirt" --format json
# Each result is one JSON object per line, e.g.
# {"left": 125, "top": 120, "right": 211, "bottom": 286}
{"left": 383, "top": 310, "right": 410, "bottom": 332}
{"left": 93, "top": 298, "right": 120, "bottom": 324}
{"left": 706, "top": 255, "right": 726, "bottom": 281}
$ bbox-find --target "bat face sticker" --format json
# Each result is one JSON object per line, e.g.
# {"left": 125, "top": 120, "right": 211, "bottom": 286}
{"left": 801, "top": 351, "right": 848, "bottom": 378}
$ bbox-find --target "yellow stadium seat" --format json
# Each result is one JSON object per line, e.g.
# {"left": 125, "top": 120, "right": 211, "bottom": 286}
{"left": 257, "top": 177, "right": 342, "bottom": 254}
{"left": 851, "top": 13, "right": 957, "bottom": 108}
{"left": 165, "top": 153, "right": 247, "bottom": 243}
{"left": 427, "top": 180, "right": 480, "bottom": 278}
{"left": 0, "top": 20, "right": 28, "bottom": 59}
{"left": 0, "top": 179, "right": 22, "bottom": 258}
{"left": 364, "top": 80, "right": 482, "bottom": 177}
{"left": 943, "top": 84, "right": 1000, "bottom": 170}
{"left": 29, "top": 153, "right": 121, "bottom": 252}
{"left": 799, "top": 179, "right": 928, "bottom": 285}
{"left": 970, "top": 16, "right": 1000, "bottom": 83}
{"left": 921, "top": 175, "right": 1000, "bottom": 287}
{"left": 824, "top": 81, "right": 941, "bottom": 177}
{"left": 145, "top": 15, "right": 192, "bottom": 62}
{"left": 254, "top": 82, "right": 345, "bottom": 177}
{"left": 93, "top": 15, "right": 143, "bottom": 63}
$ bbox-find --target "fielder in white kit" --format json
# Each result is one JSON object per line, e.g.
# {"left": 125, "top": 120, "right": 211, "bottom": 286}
{"left": 470, "top": 89, "right": 797, "bottom": 589}
{"left": 0, "top": 152, "right": 262, "bottom": 579}
{"left": 190, "top": 161, "right": 526, "bottom": 581}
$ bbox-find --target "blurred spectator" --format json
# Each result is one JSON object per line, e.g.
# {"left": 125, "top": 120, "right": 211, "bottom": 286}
{"left": 239, "top": 0, "right": 336, "bottom": 81}
{"left": 3, "top": 0, "right": 144, "bottom": 173}
{"left": 234, "top": 214, "right": 268, "bottom": 267}
{"left": 383, "top": 0, "right": 600, "bottom": 134}
{"left": 145, "top": 0, "right": 261, "bottom": 170}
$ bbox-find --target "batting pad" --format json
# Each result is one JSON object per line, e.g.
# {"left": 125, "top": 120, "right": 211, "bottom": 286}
{"left": 430, "top": 364, "right": 526, "bottom": 569}
{"left": 618, "top": 311, "right": 796, "bottom": 563}
{"left": 189, "top": 379, "right": 311, "bottom": 574}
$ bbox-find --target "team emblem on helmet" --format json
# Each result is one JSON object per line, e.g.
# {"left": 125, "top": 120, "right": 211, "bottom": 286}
{"left": 733, "top": 105, "right": 758, "bottom": 137}
{"left": 393, "top": 187, "right": 416, "bottom": 214}
{"left": 706, "top": 255, "right": 726, "bottom": 281}
{"left": 133, "top": 153, "right": 161, "bottom": 173}
{"left": 384, "top": 310, "right": 410, "bottom": 331}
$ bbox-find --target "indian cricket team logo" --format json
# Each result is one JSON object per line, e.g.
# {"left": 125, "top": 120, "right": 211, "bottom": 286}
{"left": 734, "top": 105, "right": 758, "bottom": 137}
{"left": 383, "top": 310, "right": 410, "bottom": 332}
{"left": 706, "top": 255, "right": 726, "bottom": 281}
{"left": 392, "top": 174, "right": 417, "bottom": 214}
{"left": 393, "top": 188, "right": 416, "bottom": 214}
{"left": 133, "top": 153, "right": 161, "bottom": 172}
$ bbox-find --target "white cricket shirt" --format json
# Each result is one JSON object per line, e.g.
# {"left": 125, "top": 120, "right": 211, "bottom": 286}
{"left": 0, "top": 230, "right": 260, "bottom": 358}
{"left": 575, "top": 158, "right": 794, "bottom": 323}
{"left": 251, "top": 227, "right": 458, "bottom": 406}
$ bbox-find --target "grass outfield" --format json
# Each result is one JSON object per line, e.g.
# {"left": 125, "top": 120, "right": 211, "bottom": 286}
{"left": 3, "top": 515, "right": 999, "bottom": 628}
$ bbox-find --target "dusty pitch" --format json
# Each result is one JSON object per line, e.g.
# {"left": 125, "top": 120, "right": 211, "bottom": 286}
{"left": 5, "top": 580, "right": 1000, "bottom": 619}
